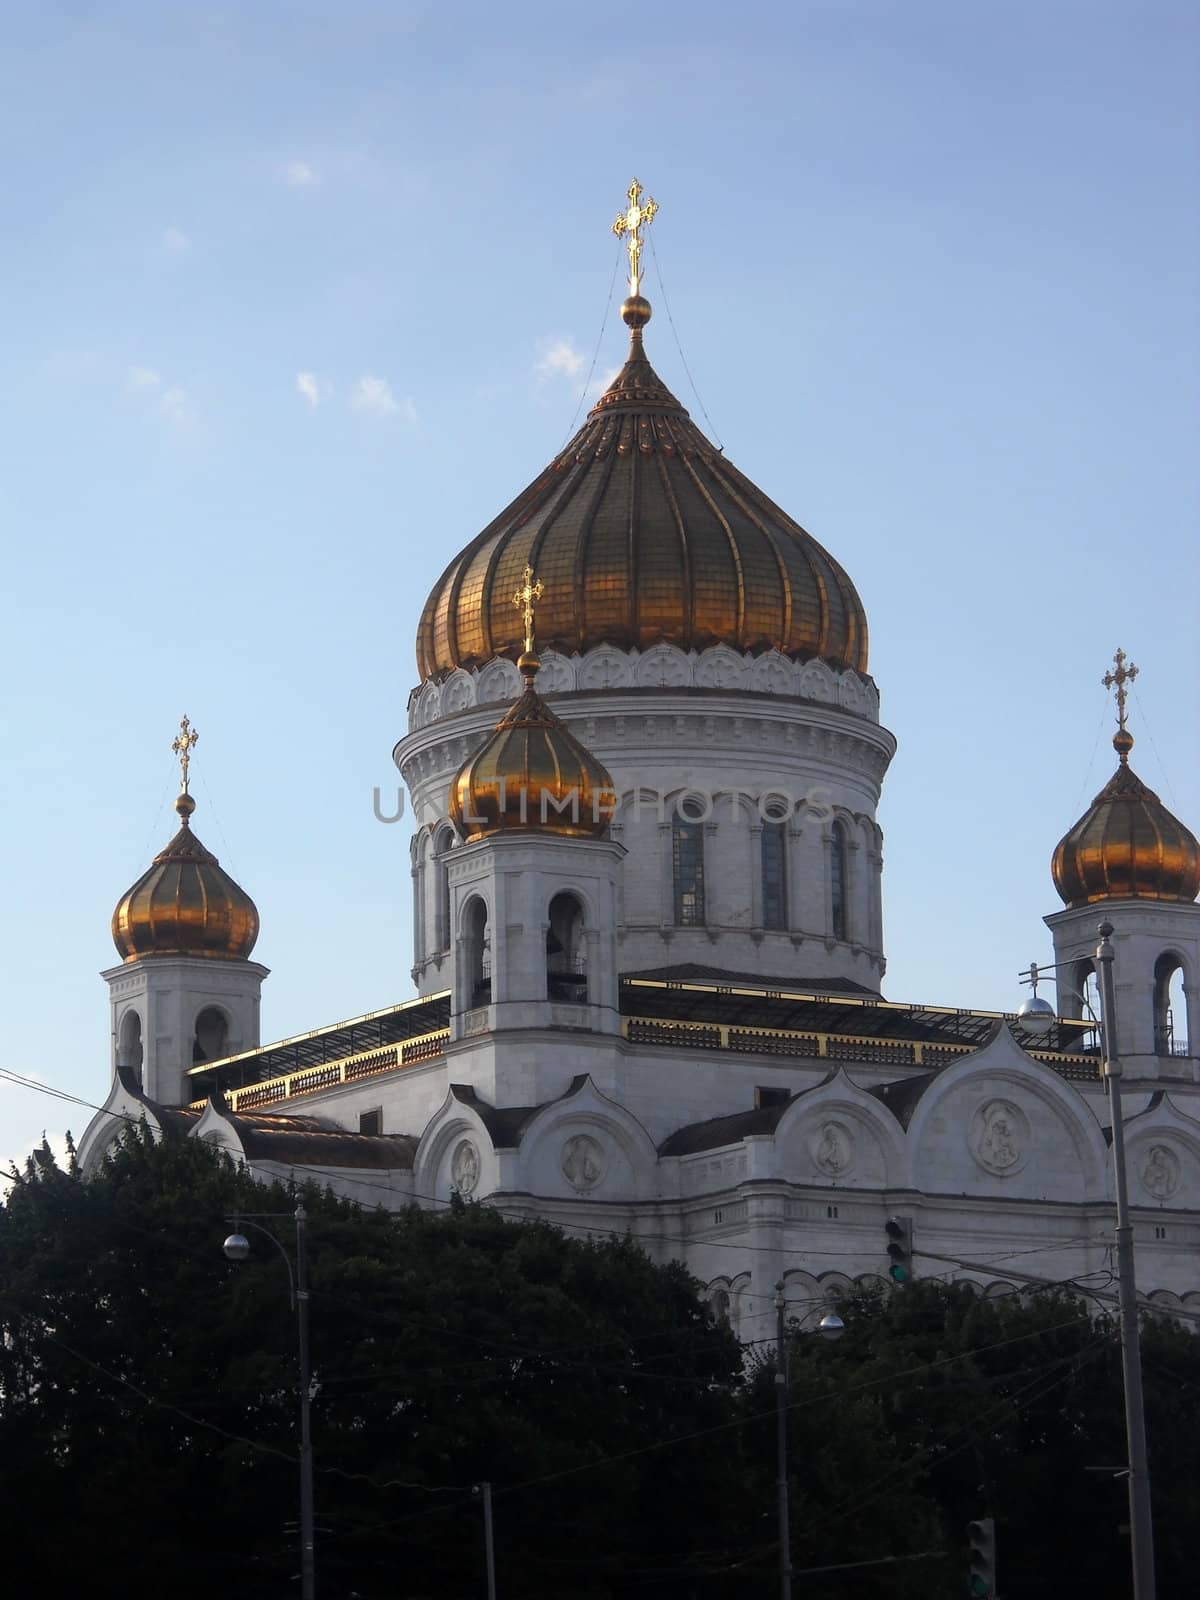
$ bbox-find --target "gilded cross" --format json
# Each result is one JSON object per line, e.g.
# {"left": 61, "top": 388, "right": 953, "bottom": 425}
{"left": 512, "top": 565, "right": 544, "bottom": 655}
{"left": 612, "top": 179, "right": 658, "bottom": 297}
{"left": 172, "top": 715, "right": 199, "bottom": 793}
{"left": 1102, "top": 648, "right": 1139, "bottom": 736}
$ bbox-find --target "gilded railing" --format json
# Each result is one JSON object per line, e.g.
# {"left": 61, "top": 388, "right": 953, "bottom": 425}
{"left": 189, "top": 1026, "right": 450, "bottom": 1113}
{"left": 622, "top": 1016, "right": 1098, "bottom": 1080}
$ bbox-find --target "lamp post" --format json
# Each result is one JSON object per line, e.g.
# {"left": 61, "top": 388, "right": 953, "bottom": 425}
{"left": 774, "top": 1281, "right": 844, "bottom": 1600}
{"left": 223, "top": 1202, "right": 315, "bottom": 1600}
{"left": 1018, "top": 921, "right": 1156, "bottom": 1600}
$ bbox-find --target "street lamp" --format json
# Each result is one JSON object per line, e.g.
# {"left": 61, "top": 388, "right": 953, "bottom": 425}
{"left": 223, "top": 1202, "right": 316, "bottom": 1600}
{"left": 1018, "top": 920, "right": 1156, "bottom": 1600}
{"left": 774, "top": 1281, "right": 844, "bottom": 1600}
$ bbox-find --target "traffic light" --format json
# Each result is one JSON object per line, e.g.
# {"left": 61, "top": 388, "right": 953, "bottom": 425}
{"left": 966, "top": 1516, "right": 996, "bottom": 1597}
{"left": 884, "top": 1215, "right": 913, "bottom": 1284}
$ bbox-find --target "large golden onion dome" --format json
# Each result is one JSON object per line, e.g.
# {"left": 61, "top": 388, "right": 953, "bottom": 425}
{"left": 450, "top": 648, "right": 616, "bottom": 842}
{"left": 112, "top": 790, "right": 260, "bottom": 962}
{"left": 417, "top": 294, "right": 869, "bottom": 682}
{"left": 1051, "top": 728, "right": 1200, "bottom": 909}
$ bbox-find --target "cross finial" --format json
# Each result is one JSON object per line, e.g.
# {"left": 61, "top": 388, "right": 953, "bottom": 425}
{"left": 1102, "top": 648, "right": 1138, "bottom": 760}
{"left": 612, "top": 179, "right": 658, "bottom": 297}
{"left": 512, "top": 565, "right": 544, "bottom": 658}
{"left": 172, "top": 715, "right": 199, "bottom": 793}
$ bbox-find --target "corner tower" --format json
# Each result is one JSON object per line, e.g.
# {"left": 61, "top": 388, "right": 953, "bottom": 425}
{"left": 1046, "top": 653, "right": 1200, "bottom": 1076}
{"left": 104, "top": 718, "right": 269, "bottom": 1106}
{"left": 399, "top": 182, "right": 896, "bottom": 994}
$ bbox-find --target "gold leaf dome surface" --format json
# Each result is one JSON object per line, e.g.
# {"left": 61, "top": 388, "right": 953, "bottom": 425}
{"left": 450, "top": 661, "right": 616, "bottom": 842}
{"left": 1051, "top": 738, "right": 1200, "bottom": 909}
{"left": 111, "top": 793, "right": 260, "bottom": 962}
{"left": 417, "top": 314, "right": 869, "bottom": 682}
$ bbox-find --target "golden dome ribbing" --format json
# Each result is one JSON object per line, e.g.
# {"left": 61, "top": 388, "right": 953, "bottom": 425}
{"left": 1051, "top": 730, "right": 1200, "bottom": 910}
{"left": 450, "top": 651, "right": 616, "bottom": 842}
{"left": 112, "top": 789, "right": 260, "bottom": 962}
{"left": 417, "top": 293, "right": 869, "bottom": 682}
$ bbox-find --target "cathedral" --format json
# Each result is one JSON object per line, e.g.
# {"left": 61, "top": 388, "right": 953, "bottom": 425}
{"left": 79, "top": 187, "right": 1200, "bottom": 1346}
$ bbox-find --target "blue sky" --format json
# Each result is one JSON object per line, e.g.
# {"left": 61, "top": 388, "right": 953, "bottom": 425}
{"left": 2, "top": 1, "right": 1197, "bottom": 1168}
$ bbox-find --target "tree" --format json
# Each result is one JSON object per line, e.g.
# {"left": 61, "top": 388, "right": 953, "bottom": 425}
{"left": 0, "top": 1129, "right": 749, "bottom": 1599}
{"left": 757, "top": 1280, "right": 1200, "bottom": 1599}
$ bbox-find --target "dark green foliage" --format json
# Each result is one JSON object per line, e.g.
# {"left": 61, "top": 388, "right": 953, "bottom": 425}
{"left": 2, "top": 1137, "right": 1197, "bottom": 1598}
{"left": 0, "top": 1131, "right": 746, "bottom": 1598}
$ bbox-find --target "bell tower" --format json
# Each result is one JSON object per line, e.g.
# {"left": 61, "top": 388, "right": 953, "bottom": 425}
{"left": 104, "top": 718, "right": 268, "bottom": 1106}
{"left": 445, "top": 573, "right": 623, "bottom": 1040}
{"left": 1046, "top": 654, "right": 1200, "bottom": 1077}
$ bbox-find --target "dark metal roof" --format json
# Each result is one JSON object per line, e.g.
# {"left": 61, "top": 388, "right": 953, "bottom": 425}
{"left": 185, "top": 991, "right": 451, "bottom": 1094}
{"left": 619, "top": 970, "right": 1096, "bottom": 1056}
{"left": 228, "top": 1110, "right": 418, "bottom": 1169}
{"left": 659, "top": 1095, "right": 796, "bottom": 1157}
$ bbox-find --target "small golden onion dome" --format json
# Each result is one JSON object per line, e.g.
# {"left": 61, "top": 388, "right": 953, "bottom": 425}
{"left": 450, "top": 659, "right": 616, "bottom": 842}
{"left": 417, "top": 299, "right": 869, "bottom": 682}
{"left": 111, "top": 791, "right": 260, "bottom": 962}
{"left": 1051, "top": 732, "right": 1200, "bottom": 908}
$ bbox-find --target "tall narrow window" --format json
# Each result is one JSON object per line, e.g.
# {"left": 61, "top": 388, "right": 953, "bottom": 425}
{"left": 547, "top": 892, "right": 587, "bottom": 1003}
{"left": 830, "top": 820, "right": 848, "bottom": 942}
{"left": 463, "top": 898, "right": 490, "bottom": 1005}
{"left": 673, "top": 799, "right": 706, "bottom": 926}
{"left": 1154, "top": 954, "right": 1188, "bottom": 1057}
{"left": 761, "top": 814, "right": 788, "bottom": 930}
{"left": 192, "top": 1007, "right": 229, "bottom": 1065}
{"left": 434, "top": 826, "right": 454, "bottom": 952}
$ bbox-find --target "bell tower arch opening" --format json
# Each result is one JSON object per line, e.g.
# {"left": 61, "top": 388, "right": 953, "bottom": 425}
{"left": 546, "top": 891, "right": 588, "bottom": 1003}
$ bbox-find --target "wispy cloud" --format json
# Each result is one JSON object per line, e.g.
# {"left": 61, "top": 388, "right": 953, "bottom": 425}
{"left": 161, "top": 226, "right": 190, "bottom": 255}
{"left": 535, "top": 337, "right": 587, "bottom": 386}
{"left": 283, "top": 159, "right": 319, "bottom": 188}
{"left": 126, "top": 366, "right": 194, "bottom": 425}
{"left": 295, "top": 371, "right": 322, "bottom": 408}
{"left": 351, "top": 375, "right": 416, "bottom": 421}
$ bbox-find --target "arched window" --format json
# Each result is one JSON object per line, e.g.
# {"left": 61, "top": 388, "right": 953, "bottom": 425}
{"left": 463, "top": 898, "right": 490, "bottom": 1006}
{"left": 830, "top": 820, "right": 848, "bottom": 941}
{"left": 117, "top": 1011, "right": 143, "bottom": 1084}
{"left": 192, "top": 1007, "right": 229, "bottom": 1065}
{"left": 673, "top": 797, "right": 707, "bottom": 926}
{"left": 1071, "top": 960, "right": 1103, "bottom": 1054}
{"left": 434, "top": 825, "right": 455, "bottom": 953}
{"left": 1154, "top": 954, "right": 1188, "bottom": 1057}
{"left": 709, "top": 1287, "right": 731, "bottom": 1327}
{"left": 761, "top": 811, "right": 788, "bottom": 931}
{"left": 546, "top": 892, "right": 587, "bottom": 1003}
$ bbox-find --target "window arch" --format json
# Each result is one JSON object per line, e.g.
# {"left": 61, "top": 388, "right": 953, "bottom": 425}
{"left": 117, "top": 1010, "right": 143, "bottom": 1084}
{"left": 192, "top": 1006, "right": 229, "bottom": 1065}
{"left": 1070, "top": 959, "right": 1103, "bottom": 1054}
{"left": 546, "top": 891, "right": 588, "bottom": 1003}
{"left": 462, "top": 897, "right": 490, "bottom": 1006}
{"left": 1154, "top": 953, "right": 1188, "bottom": 1057}
{"left": 761, "top": 810, "right": 788, "bottom": 931}
{"left": 434, "top": 825, "right": 455, "bottom": 954}
{"left": 830, "top": 820, "right": 848, "bottom": 941}
{"left": 672, "top": 796, "right": 706, "bottom": 926}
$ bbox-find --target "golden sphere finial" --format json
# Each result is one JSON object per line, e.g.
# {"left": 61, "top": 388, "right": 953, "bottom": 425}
{"left": 175, "top": 791, "right": 197, "bottom": 821}
{"left": 621, "top": 294, "right": 652, "bottom": 330}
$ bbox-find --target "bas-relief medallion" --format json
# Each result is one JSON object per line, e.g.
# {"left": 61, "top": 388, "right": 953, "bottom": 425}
{"left": 1139, "top": 1143, "right": 1180, "bottom": 1201}
{"left": 813, "top": 1120, "right": 855, "bottom": 1177}
{"left": 561, "top": 1133, "right": 606, "bottom": 1192}
{"left": 970, "top": 1100, "right": 1028, "bottom": 1177}
{"left": 451, "top": 1138, "right": 480, "bottom": 1196}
